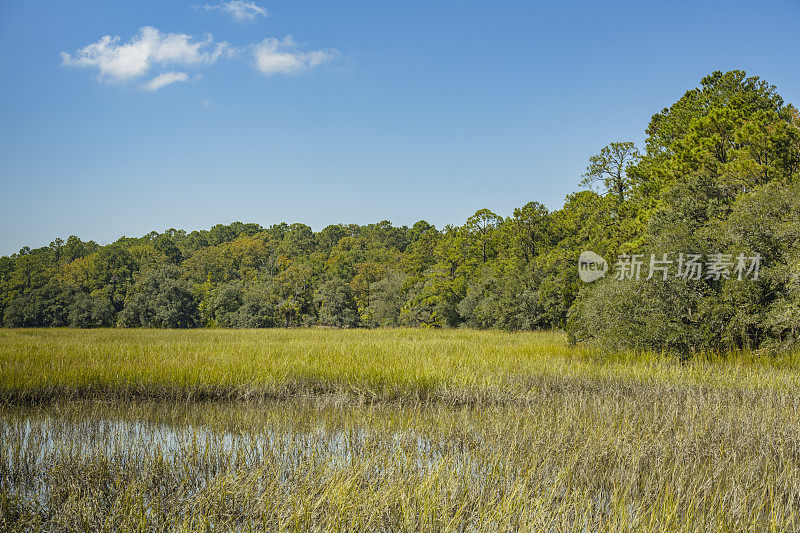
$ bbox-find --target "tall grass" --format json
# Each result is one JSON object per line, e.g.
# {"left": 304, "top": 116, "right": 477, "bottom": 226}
{"left": 2, "top": 328, "right": 800, "bottom": 403}
{"left": 3, "top": 392, "right": 800, "bottom": 531}
{"left": 2, "top": 329, "right": 800, "bottom": 531}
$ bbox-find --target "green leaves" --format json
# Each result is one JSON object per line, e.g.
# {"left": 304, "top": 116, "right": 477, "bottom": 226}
{"left": 580, "top": 141, "right": 641, "bottom": 203}
{"left": 570, "top": 71, "right": 800, "bottom": 353}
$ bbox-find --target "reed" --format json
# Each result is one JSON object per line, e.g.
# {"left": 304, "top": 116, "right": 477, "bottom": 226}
{"left": 2, "top": 328, "right": 799, "bottom": 403}
{"left": 2, "top": 328, "right": 800, "bottom": 531}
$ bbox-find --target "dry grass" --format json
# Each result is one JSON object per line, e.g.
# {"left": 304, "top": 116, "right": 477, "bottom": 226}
{"left": 2, "top": 329, "right": 800, "bottom": 531}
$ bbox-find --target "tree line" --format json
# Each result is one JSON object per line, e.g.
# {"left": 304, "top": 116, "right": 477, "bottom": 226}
{"left": 2, "top": 71, "right": 798, "bottom": 353}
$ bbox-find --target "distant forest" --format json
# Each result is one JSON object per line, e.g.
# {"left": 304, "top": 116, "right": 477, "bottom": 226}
{"left": 2, "top": 71, "right": 799, "bottom": 353}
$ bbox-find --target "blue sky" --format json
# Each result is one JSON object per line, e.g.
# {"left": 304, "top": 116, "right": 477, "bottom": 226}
{"left": 1, "top": 0, "right": 799, "bottom": 255}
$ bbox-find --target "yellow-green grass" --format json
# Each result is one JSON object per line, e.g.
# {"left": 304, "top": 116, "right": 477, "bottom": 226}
{"left": 2, "top": 328, "right": 800, "bottom": 403}
{"left": 3, "top": 394, "right": 800, "bottom": 531}
{"left": 3, "top": 329, "right": 800, "bottom": 530}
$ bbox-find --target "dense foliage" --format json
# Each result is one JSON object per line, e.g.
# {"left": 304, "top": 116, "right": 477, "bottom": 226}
{"left": 2, "top": 71, "right": 798, "bottom": 352}
{"left": 569, "top": 71, "right": 800, "bottom": 352}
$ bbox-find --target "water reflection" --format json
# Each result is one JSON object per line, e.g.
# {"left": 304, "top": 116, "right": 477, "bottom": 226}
{"left": 1, "top": 400, "right": 494, "bottom": 490}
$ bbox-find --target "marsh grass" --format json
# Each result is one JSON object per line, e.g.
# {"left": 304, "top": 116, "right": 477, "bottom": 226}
{"left": 3, "top": 391, "right": 800, "bottom": 531}
{"left": 2, "top": 328, "right": 800, "bottom": 403}
{"left": 2, "top": 329, "right": 800, "bottom": 531}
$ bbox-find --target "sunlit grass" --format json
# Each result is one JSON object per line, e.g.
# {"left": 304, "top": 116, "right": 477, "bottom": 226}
{"left": 2, "top": 329, "right": 800, "bottom": 530}
{"left": 2, "top": 328, "right": 800, "bottom": 403}
{"left": 3, "top": 392, "right": 800, "bottom": 531}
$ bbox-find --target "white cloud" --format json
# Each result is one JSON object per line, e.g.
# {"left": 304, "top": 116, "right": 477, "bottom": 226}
{"left": 61, "top": 26, "right": 228, "bottom": 82}
{"left": 253, "top": 36, "right": 334, "bottom": 76}
{"left": 143, "top": 71, "right": 189, "bottom": 91}
{"left": 197, "top": 1, "right": 267, "bottom": 22}
{"left": 63, "top": 26, "right": 335, "bottom": 89}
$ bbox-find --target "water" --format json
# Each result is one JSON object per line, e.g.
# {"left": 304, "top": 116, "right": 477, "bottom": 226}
{"left": 2, "top": 395, "right": 780, "bottom": 529}
{"left": 0, "top": 400, "right": 495, "bottom": 504}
